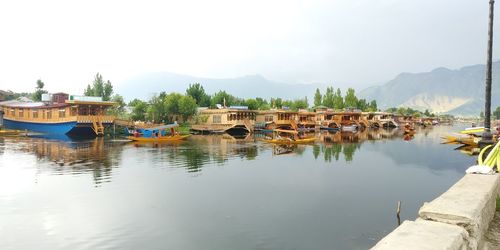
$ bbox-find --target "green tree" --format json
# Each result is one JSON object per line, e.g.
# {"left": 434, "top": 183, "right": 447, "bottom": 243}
{"left": 271, "top": 97, "right": 283, "bottom": 109}
{"left": 84, "top": 73, "right": 113, "bottom": 101}
{"left": 108, "top": 94, "right": 126, "bottom": 117}
{"left": 333, "top": 88, "right": 344, "bottom": 110}
{"left": 178, "top": 95, "right": 198, "bottom": 121}
{"left": 368, "top": 100, "right": 378, "bottom": 112}
{"left": 147, "top": 92, "right": 168, "bottom": 123}
{"left": 293, "top": 97, "right": 309, "bottom": 110}
{"left": 32, "top": 79, "right": 48, "bottom": 101}
{"left": 323, "top": 87, "right": 334, "bottom": 108}
{"left": 357, "top": 99, "right": 368, "bottom": 111}
{"left": 186, "top": 83, "right": 211, "bottom": 107}
{"left": 494, "top": 106, "right": 500, "bottom": 119}
{"left": 314, "top": 88, "right": 322, "bottom": 107}
{"left": 129, "top": 99, "right": 148, "bottom": 121}
{"left": 211, "top": 91, "right": 240, "bottom": 108}
{"left": 344, "top": 88, "right": 358, "bottom": 109}
{"left": 244, "top": 98, "right": 259, "bottom": 110}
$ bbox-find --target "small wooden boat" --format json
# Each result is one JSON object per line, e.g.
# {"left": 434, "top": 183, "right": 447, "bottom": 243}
{"left": 127, "top": 123, "right": 190, "bottom": 142}
{"left": 0, "top": 129, "right": 26, "bottom": 136}
{"left": 460, "top": 127, "right": 484, "bottom": 136}
{"left": 341, "top": 125, "right": 357, "bottom": 132}
{"left": 262, "top": 129, "right": 315, "bottom": 145}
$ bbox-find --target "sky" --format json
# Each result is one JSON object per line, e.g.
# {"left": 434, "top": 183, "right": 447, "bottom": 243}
{"left": 0, "top": 0, "right": 498, "bottom": 95}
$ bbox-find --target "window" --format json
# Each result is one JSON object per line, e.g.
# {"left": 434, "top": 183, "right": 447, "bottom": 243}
{"left": 213, "top": 115, "right": 221, "bottom": 124}
{"left": 10, "top": 109, "right": 14, "bottom": 116}
{"left": 46, "top": 110, "right": 52, "bottom": 119}
{"left": 18, "top": 109, "right": 24, "bottom": 118}
{"left": 265, "top": 115, "right": 274, "bottom": 122}
{"left": 59, "top": 109, "right": 66, "bottom": 118}
{"left": 32, "top": 110, "right": 38, "bottom": 118}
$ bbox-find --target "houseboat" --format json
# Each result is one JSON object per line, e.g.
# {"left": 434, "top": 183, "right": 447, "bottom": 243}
{"left": 365, "top": 112, "right": 398, "bottom": 128}
{"left": 255, "top": 109, "right": 298, "bottom": 131}
{"left": 297, "top": 109, "right": 317, "bottom": 132}
{"left": 331, "top": 110, "right": 369, "bottom": 131}
{"left": 0, "top": 93, "right": 115, "bottom": 136}
{"left": 314, "top": 107, "right": 341, "bottom": 131}
{"left": 191, "top": 106, "right": 256, "bottom": 135}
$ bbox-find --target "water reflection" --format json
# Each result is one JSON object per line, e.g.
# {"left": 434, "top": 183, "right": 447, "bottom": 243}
{"left": 130, "top": 134, "right": 259, "bottom": 173}
{"left": 2, "top": 136, "right": 125, "bottom": 185}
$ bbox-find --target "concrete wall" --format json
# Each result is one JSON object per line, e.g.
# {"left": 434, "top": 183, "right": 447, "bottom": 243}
{"left": 371, "top": 173, "right": 500, "bottom": 250}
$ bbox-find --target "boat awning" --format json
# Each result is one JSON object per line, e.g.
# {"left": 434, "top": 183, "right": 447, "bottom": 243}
{"left": 274, "top": 129, "right": 299, "bottom": 134}
{"left": 146, "top": 123, "right": 179, "bottom": 131}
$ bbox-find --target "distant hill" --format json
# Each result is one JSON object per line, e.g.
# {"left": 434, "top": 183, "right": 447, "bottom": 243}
{"left": 359, "top": 61, "right": 500, "bottom": 116}
{"left": 116, "top": 72, "right": 326, "bottom": 102}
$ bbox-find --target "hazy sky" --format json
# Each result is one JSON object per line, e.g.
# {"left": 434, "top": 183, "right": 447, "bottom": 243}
{"left": 0, "top": 0, "right": 497, "bottom": 94}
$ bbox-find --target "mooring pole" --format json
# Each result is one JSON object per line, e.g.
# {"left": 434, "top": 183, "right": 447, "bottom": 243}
{"left": 482, "top": 0, "right": 495, "bottom": 145}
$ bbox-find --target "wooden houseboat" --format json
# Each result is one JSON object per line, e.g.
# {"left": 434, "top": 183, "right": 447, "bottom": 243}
{"left": 191, "top": 107, "right": 256, "bottom": 135}
{"left": 314, "top": 107, "right": 341, "bottom": 131}
{"left": 365, "top": 112, "right": 398, "bottom": 128}
{"left": 297, "top": 109, "right": 317, "bottom": 132}
{"left": 255, "top": 109, "right": 298, "bottom": 131}
{"left": 331, "top": 110, "right": 369, "bottom": 131}
{"left": 0, "top": 93, "right": 115, "bottom": 136}
{"left": 394, "top": 114, "right": 415, "bottom": 126}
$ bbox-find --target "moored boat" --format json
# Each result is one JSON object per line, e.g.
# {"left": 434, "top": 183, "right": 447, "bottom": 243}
{"left": 262, "top": 129, "right": 315, "bottom": 144}
{"left": 0, "top": 93, "right": 116, "bottom": 137}
{"left": 127, "top": 123, "right": 190, "bottom": 142}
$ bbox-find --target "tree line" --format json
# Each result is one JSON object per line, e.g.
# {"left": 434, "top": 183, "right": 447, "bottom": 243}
{"left": 313, "top": 87, "right": 377, "bottom": 112}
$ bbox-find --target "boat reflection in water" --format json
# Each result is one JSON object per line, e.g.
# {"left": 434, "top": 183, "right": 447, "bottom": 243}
{"left": 130, "top": 133, "right": 259, "bottom": 173}
{"left": 5, "top": 135, "right": 126, "bottom": 185}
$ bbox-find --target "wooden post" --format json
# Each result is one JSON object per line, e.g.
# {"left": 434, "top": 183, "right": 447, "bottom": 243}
{"left": 396, "top": 201, "right": 401, "bottom": 226}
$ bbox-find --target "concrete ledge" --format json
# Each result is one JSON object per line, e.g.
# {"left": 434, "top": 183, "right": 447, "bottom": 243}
{"left": 419, "top": 174, "right": 500, "bottom": 249}
{"left": 371, "top": 220, "right": 469, "bottom": 250}
{"left": 371, "top": 174, "right": 500, "bottom": 250}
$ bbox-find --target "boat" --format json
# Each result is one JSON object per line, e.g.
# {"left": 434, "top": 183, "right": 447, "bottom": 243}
{"left": 262, "top": 129, "right": 315, "bottom": 144}
{"left": 0, "top": 93, "right": 116, "bottom": 137}
{"left": 442, "top": 135, "right": 479, "bottom": 147}
{"left": 190, "top": 106, "right": 255, "bottom": 135}
{"left": 460, "top": 127, "right": 484, "bottom": 136}
{"left": 341, "top": 125, "right": 358, "bottom": 132}
{"left": 127, "top": 123, "right": 190, "bottom": 142}
{"left": 0, "top": 129, "right": 26, "bottom": 136}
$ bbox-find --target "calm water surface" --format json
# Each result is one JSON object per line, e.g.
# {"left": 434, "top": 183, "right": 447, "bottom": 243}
{"left": 0, "top": 125, "right": 474, "bottom": 250}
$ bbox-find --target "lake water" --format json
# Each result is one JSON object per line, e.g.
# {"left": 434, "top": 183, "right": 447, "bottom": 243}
{"left": 0, "top": 125, "right": 475, "bottom": 250}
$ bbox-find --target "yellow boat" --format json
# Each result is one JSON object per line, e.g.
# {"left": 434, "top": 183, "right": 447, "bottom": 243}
{"left": 262, "top": 129, "right": 315, "bottom": 145}
{"left": 127, "top": 123, "right": 190, "bottom": 142}
{"left": 442, "top": 135, "right": 480, "bottom": 146}
{"left": 0, "top": 129, "right": 26, "bottom": 136}
{"left": 459, "top": 127, "right": 484, "bottom": 135}
{"left": 128, "top": 134, "right": 190, "bottom": 142}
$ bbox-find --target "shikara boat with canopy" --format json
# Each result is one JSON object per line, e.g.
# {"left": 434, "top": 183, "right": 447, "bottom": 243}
{"left": 127, "top": 123, "right": 189, "bottom": 142}
{"left": 262, "top": 129, "right": 315, "bottom": 144}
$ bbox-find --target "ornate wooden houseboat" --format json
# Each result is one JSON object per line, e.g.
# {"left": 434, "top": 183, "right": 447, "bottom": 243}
{"left": 255, "top": 109, "right": 298, "bottom": 131}
{"left": 314, "top": 107, "right": 341, "bottom": 131}
{"left": 297, "top": 109, "right": 317, "bottom": 132}
{"left": 365, "top": 112, "right": 399, "bottom": 128}
{"left": 330, "top": 110, "right": 369, "bottom": 131}
{"left": 0, "top": 93, "right": 115, "bottom": 136}
{"left": 191, "top": 107, "right": 256, "bottom": 135}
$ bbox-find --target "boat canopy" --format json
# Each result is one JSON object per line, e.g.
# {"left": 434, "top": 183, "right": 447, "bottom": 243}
{"left": 145, "top": 123, "right": 179, "bottom": 131}
{"left": 273, "top": 129, "right": 299, "bottom": 134}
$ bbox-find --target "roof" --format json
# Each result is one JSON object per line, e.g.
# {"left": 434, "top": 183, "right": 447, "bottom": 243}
{"left": 274, "top": 129, "right": 299, "bottom": 134}
{"left": 144, "top": 123, "right": 179, "bottom": 131}
{"left": 65, "top": 100, "right": 116, "bottom": 106}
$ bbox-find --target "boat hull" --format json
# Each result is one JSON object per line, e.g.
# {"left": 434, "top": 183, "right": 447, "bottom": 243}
{"left": 263, "top": 137, "right": 315, "bottom": 144}
{"left": 127, "top": 135, "right": 190, "bottom": 142}
{"left": 3, "top": 118, "right": 77, "bottom": 135}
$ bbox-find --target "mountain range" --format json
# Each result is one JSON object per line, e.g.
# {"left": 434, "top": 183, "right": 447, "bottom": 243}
{"left": 116, "top": 61, "right": 500, "bottom": 116}
{"left": 359, "top": 61, "right": 500, "bottom": 116}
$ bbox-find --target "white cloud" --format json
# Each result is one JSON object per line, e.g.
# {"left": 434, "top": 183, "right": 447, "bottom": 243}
{"left": 0, "top": 0, "right": 496, "bottom": 94}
